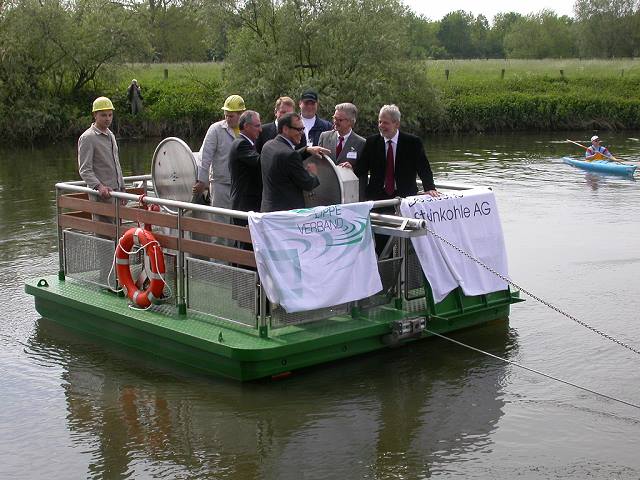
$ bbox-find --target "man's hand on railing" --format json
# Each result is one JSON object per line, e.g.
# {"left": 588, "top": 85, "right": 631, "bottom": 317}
{"left": 96, "top": 184, "right": 112, "bottom": 200}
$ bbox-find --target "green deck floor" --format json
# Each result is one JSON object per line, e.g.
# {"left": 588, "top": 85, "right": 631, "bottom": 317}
{"left": 26, "top": 275, "right": 515, "bottom": 380}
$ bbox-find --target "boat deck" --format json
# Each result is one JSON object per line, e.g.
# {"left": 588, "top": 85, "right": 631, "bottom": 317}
{"left": 25, "top": 176, "right": 520, "bottom": 381}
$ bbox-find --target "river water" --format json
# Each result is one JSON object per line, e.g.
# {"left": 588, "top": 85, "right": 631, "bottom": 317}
{"left": 1, "top": 132, "right": 639, "bottom": 479}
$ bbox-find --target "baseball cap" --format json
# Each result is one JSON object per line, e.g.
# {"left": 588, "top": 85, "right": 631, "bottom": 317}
{"left": 300, "top": 90, "right": 318, "bottom": 102}
{"left": 590, "top": 135, "right": 600, "bottom": 142}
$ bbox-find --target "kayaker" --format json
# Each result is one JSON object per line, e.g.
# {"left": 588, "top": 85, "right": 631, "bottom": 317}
{"left": 585, "top": 136, "right": 612, "bottom": 161}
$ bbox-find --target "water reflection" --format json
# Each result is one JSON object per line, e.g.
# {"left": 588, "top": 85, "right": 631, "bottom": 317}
{"left": 30, "top": 318, "right": 517, "bottom": 479}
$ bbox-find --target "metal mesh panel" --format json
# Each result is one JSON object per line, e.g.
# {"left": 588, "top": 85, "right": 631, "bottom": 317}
{"left": 186, "top": 257, "right": 258, "bottom": 327}
{"left": 64, "top": 230, "right": 117, "bottom": 287}
{"left": 270, "top": 302, "right": 350, "bottom": 328}
{"left": 403, "top": 296, "right": 428, "bottom": 314}
{"left": 63, "top": 230, "right": 178, "bottom": 305}
{"left": 159, "top": 252, "right": 177, "bottom": 305}
{"left": 358, "top": 257, "right": 403, "bottom": 310}
{"left": 405, "top": 241, "right": 427, "bottom": 300}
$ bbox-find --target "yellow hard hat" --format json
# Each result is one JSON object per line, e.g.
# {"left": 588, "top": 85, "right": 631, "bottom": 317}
{"left": 92, "top": 96, "right": 115, "bottom": 112}
{"left": 221, "top": 94, "right": 246, "bottom": 112}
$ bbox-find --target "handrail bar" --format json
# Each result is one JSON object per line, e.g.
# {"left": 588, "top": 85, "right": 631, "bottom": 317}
{"left": 55, "top": 183, "right": 426, "bottom": 229}
{"left": 68, "top": 176, "right": 472, "bottom": 192}
{"left": 423, "top": 180, "right": 475, "bottom": 191}
{"left": 61, "top": 175, "right": 152, "bottom": 186}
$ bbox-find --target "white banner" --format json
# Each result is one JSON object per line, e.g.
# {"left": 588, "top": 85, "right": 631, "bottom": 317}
{"left": 248, "top": 202, "right": 382, "bottom": 313}
{"left": 400, "top": 188, "right": 509, "bottom": 303}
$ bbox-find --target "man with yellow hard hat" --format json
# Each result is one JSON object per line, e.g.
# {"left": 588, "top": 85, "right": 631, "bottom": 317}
{"left": 193, "top": 95, "right": 245, "bottom": 215}
{"left": 78, "top": 96, "right": 125, "bottom": 223}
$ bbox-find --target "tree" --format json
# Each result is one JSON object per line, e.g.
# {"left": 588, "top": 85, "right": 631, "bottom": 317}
{"left": 504, "top": 10, "right": 577, "bottom": 58}
{"left": 0, "top": 0, "right": 145, "bottom": 142}
{"left": 222, "top": 0, "right": 441, "bottom": 133}
{"left": 470, "top": 14, "right": 490, "bottom": 57}
{"left": 574, "top": 0, "right": 640, "bottom": 57}
{"left": 405, "top": 12, "right": 442, "bottom": 59}
{"left": 486, "top": 12, "right": 523, "bottom": 58}
{"left": 437, "top": 10, "right": 475, "bottom": 58}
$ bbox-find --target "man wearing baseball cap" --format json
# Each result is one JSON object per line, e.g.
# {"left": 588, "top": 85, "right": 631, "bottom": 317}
{"left": 297, "top": 89, "right": 332, "bottom": 148}
{"left": 585, "top": 135, "right": 613, "bottom": 161}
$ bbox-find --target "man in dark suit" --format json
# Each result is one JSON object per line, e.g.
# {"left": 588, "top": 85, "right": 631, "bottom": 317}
{"left": 355, "top": 104, "right": 438, "bottom": 201}
{"left": 296, "top": 89, "right": 332, "bottom": 148}
{"left": 260, "top": 112, "right": 330, "bottom": 212}
{"left": 229, "top": 110, "right": 263, "bottom": 227}
{"left": 255, "top": 96, "right": 296, "bottom": 153}
{"left": 355, "top": 104, "right": 438, "bottom": 255}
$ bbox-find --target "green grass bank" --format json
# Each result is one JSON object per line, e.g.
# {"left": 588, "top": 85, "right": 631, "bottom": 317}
{"left": 5, "top": 59, "right": 640, "bottom": 145}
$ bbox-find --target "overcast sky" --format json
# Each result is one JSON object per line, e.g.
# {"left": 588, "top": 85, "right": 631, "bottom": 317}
{"left": 403, "top": 0, "right": 575, "bottom": 22}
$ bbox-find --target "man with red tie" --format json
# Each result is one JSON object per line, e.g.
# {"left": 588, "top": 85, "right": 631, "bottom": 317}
{"left": 318, "top": 102, "right": 366, "bottom": 167}
{"left": 355, "top": 104, "right": 438, "bottom": 255}
{"left": 355, "top": 104, "right": 438, "bottom": 201}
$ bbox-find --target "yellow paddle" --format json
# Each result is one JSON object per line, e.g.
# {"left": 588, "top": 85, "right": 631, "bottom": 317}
{"left": 566, "top": 139, "right": 619, "bottom": 162}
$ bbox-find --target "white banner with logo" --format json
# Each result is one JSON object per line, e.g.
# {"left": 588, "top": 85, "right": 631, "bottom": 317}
{"left": 248, "top": 202, "right": 382, "bottom": 313}
{"left": 400, "top": 188, "right": 509, "bottom": 303}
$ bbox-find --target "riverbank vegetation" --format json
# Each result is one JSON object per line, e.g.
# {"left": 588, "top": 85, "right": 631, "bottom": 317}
{"left": 1, "top": 0, "right": 640, "bottom": 144}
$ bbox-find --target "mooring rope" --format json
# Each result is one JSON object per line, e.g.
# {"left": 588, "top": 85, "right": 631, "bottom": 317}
{"left": 423, "top": 225, "right": 640, "bottom": 356}
{"left": 425, "top": 329, "right": 640, "bottom": 410}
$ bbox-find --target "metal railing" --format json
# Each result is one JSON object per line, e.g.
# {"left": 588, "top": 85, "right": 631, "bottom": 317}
{"left": 55, "top": 176, "right": 473, "bottom": 337}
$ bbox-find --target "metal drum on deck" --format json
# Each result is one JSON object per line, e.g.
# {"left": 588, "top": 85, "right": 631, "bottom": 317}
{"left": 151, "top": 137, "right": 198, "bottom": 214}
{"left": 303, "top": 154, "right": 359, "bottom": 207}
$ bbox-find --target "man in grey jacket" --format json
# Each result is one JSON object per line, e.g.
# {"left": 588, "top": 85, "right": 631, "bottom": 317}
{"left": 77, "top": 96, "right": 125, "bottom": 223}
{"left": 318, "top": 102, "right": 366, "bottom": 200}
{"left": 318, "top": 102, "right": 365, "bottom": 167}
{"left": 193, "top": 94, "right": 245, "bottom": 211}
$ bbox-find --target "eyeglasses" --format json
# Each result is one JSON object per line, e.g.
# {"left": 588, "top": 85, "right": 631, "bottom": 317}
{"left": 333, "top": 117, "right": 349, "bottom": 123}
{"left": 288, "top": 126, "right": 305, "bottom": 132}
{"left": 250, "top": 123, "right": 262, "bottom": 128}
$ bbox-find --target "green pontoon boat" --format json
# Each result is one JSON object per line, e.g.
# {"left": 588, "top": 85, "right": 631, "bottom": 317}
{"left": 25, "top": 140, "right": 521, "bottom": 381}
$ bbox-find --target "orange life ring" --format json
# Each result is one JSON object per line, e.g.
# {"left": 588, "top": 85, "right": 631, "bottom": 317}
{"left": 116, "top": 227, "right": 165, "bottom": 308}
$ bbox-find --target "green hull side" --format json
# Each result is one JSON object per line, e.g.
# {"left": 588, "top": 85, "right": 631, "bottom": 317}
{"left": 26, "top": 275, "right": 515, "bottom": 381}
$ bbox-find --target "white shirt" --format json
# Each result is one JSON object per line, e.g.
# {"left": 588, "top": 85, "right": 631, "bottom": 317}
{"left": 302, "top": 115, "right": 316, "bottom": 145}
{"left": 337, "top": 130, "right": 352, "bottom": 144}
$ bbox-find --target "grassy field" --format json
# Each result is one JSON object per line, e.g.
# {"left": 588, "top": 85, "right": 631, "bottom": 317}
{"left": 115, "top": 62, "right": 224, "bottom": 87}
{"left": 425, "top": 58, "right": 640, "bottom": 83}
{"left": 114, "top": 58, "right": 640, "bottom": 90}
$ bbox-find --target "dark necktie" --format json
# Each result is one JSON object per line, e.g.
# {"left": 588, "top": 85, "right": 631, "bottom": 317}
{"left": 384, "top": 140, "right": 395, "bottom": 196}
{"left": 336, "top": 136, "right": 344, "bottom": 159}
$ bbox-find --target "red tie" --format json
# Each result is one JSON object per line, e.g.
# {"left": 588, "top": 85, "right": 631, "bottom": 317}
{"left": 336, "top": 136, "right": 344, "bottom": 159}
{"left": 384, "top": 140, "right": 395, "bottom": 196}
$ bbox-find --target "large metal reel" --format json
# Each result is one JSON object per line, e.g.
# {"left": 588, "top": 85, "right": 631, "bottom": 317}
{"left": 303, "top": 154, "right": 359, "bottom": 207}
{"left": 151, "top": 137, "right": 197, "bottom": 214}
